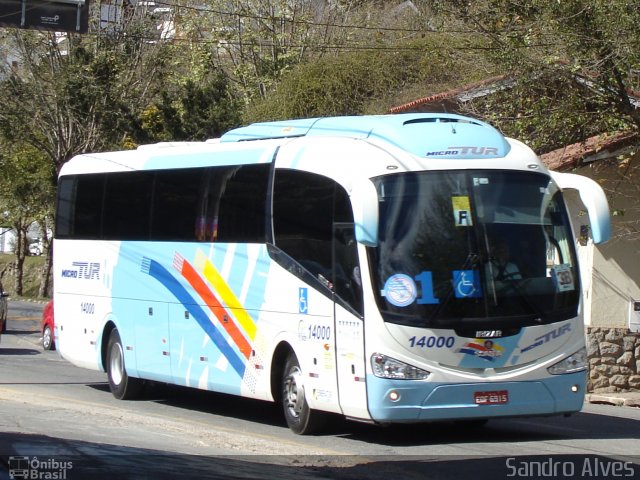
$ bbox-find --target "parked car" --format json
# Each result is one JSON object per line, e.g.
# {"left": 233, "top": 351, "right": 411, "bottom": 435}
{"left": 29, "top": 241, "right": 43, "bottom": 256}
{"left": 41, "top": 300, "right": 55, "bottom": 350}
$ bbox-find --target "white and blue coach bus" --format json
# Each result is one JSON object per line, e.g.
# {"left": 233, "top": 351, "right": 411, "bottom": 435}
{"left": 54, "top": 113, "right": 610, "bottom": 434}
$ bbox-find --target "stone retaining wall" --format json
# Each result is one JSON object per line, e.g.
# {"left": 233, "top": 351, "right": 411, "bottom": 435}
{"left": 586, "top": 327, "right": 640, "bottom": 393}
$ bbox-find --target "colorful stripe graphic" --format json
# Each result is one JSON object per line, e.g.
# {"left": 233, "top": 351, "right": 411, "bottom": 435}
{"left": 173, "top": 253, "right": 252, "bottom": 359}
{"left": 141, "top": 257, "right": 246, "bottom": 377}
{"left": 457, "top": 340, "right": 505, "bottom": 362}
{"left": 194, "top": 250, "right": 257, "bottom": 340}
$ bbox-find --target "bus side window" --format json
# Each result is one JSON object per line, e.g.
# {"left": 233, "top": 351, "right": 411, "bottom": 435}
{"left": 103, "top": 172, "right": 154, "bottom": 240}
{"left": 215, "top": 164, "right": 269, "bottom": 243}
{"left": 272, "top": 170, "right": 335, "bottom": 288}
{"left": 56, "top": 175, "right": 105, "bottom": 239}
{"left": 152, "top": 169, "right": 202, "bottom": 241}
{"left": 272, "top": 169, "right": 363, "bottom": 314}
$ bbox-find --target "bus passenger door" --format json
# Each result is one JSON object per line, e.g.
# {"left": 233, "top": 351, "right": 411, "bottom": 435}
{"left": 333, "top": 223, "right": 369, "bottom": 420}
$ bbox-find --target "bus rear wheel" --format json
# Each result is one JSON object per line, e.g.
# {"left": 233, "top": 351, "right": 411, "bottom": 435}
{"left": 281, "top": 354, "right": 324, "bottom": 435}
{"left": 107, "top": 329, "right": 143, "bottom": 400}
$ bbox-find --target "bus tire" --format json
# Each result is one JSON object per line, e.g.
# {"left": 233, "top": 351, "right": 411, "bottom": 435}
{"left": 281, "top": 354, "right": 323, "bottom": 435}
{"left": 107, "top": 329, "right": 143, "bottom": 400}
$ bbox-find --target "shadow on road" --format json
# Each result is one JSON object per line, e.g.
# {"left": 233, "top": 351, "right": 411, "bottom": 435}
{"left": 0, "top": 347, "right": 40, "bottom": 356}
{"left": 81, "top": 380, "right": 640, "bottom": 447}
{"left": 6, "top": 330, "right": 39, "bottom": 336}
{"left": 1, "top": 432, "right": 638, "bottom": 480}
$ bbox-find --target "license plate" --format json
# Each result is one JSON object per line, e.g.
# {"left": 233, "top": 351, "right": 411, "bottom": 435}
{"left": 474, "top": 390, "right": 509, "bottom": 405}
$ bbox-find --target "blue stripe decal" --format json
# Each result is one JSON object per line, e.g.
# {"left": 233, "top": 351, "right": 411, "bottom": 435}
{"left": 141, "top": 257, "right": 246, "bottom": 377}
{"left": 227, "top": 244, "right": 249, "bottom": 300}
{"left": 245, "top": 247, "right": 270, "bottom": 311}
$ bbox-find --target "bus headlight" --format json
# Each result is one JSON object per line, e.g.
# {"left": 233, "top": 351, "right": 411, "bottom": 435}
{"left": 547, "top": 347, "right": 588, "bottom": 375}
{"left": 371, "top": 353, "right": 430, "bottom": 380}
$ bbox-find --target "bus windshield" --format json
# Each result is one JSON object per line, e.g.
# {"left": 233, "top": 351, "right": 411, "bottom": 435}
{"left": 369, "top": 170, "right": 580, "bottom": 330}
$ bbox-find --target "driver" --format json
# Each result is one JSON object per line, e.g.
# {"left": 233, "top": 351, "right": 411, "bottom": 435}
{"left": 489, "top": 241, "right": 522, "bottom": 281}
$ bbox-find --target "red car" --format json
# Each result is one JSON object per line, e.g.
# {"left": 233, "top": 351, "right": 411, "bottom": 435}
{"left": 0, "top": 281, "right": 8, "bottom": 339}
{"left": 41, "top": 300, "right": 55, "bottom": 350}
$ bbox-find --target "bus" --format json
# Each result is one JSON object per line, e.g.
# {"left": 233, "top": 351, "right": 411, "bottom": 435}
{"left": 54, "top": 113, "right": 611, "bottom": 434}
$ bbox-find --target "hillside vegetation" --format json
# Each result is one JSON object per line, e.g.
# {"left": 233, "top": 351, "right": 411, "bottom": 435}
{"left": 0, "top": 254, "right": 47, "bottom": 300}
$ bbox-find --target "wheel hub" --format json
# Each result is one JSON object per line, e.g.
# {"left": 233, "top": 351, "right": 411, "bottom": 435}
{"left": 109, "top": 342, "right": 124, "bottom": 386}
{"left": 284, "top": 366, "right": 305, "bottom": 418}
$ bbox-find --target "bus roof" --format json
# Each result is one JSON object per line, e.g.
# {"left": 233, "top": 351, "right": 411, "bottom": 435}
{"left": 60, "top": 114, "right": 542, "bottom": 180}
{"left": 59, "top": 139, "right": 282, "bottom": 176}
{"left": 220, "top": 113, "right": 511, "bottom": 160}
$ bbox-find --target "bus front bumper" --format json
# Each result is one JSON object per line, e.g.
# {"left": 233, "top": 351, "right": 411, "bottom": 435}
{"left": 366, "top": 372, "right": 587, "bottom": 423}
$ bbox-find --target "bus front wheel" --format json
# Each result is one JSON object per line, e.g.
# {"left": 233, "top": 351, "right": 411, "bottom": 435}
{"left": 281, "top": 354, "right": 323, "bottom": 435}
{"left": 107, "top": 329, "right": 143, "bottom": 400}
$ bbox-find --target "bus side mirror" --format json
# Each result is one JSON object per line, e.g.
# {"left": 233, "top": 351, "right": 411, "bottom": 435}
{"left": 550, "top": 172, "right": 611, "bottom": 244}
{"left": 352, "top": 179, "right": 379, "bottom": 247}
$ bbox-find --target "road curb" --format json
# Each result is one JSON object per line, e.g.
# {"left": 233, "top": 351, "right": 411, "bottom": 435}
{"left": 586, "top": 393, "right": 640, "bottom": 408}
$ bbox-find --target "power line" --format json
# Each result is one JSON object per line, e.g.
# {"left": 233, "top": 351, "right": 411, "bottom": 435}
{"left": 149, "top": 0, "right": 464, "bottom": 35}
{"left": 83, "top": 27, "right": 558, "bottom": 53}
{"left": 143, "top": 1, "right": 640, "bottom": 42}
{"left": 4, "top": 1, "right": 637, "bottom": 54}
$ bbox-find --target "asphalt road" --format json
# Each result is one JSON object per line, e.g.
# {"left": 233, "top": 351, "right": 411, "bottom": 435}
{"left": 1, "top": 300, "right": 44, "bottom": 333}
{"left": 1, "top": 301, "right": 639, "bottom": 480}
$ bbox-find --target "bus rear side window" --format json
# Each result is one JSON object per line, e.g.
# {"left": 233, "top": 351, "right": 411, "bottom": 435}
{"left": 56, "top": 164, "right": 270, "bottom": 243}
{"left": 103, "top": 172, "right": 154, "bottom": 240}
{"left": 56, "top": 175, "right": 104, "bottom": 239}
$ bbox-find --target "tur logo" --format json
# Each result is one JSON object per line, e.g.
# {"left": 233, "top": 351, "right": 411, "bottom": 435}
{"left": 61, "top": 261, "right": 100, "bottom": 280}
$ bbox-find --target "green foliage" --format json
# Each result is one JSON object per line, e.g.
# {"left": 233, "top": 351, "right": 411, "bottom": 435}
{"left": 138, "top": 73, "right": 243, "bottom": 143}
{"left": 0, "top": 254, "right": 47, "bottom": 300}
{"left": 432, "top": 0, "right": 640, "bottom": 144}
{"left": 467, "top": 72, "right": 635, "bottom": 153}
{"left": 0, "top": 140, "right": 54, "bottom": 296}
{"left": 0, "top": 30, "right": 175, "bottom": 172}
{"left": 243, "top": 35, "right": 478, "bottom": 121}
{"left": 0, "top": 142, "right": 54, "bottom": 220}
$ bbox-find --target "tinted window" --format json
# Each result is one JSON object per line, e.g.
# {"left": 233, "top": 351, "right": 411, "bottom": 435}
{"left": 56, "top": 164, "right": 269, "bottom": 243}
{"left": 56, "top": 175, "right": 104, "bottom": 238}
{"left": 103, "top": 172, "right": 154, "bottom": 240}
{"left": 273, "top": 170, "right": 334, "bottom": 283}
{"left": 368, "top": 170, "right": 580, "bottom": 328}
{"left": 210, "top": 165, "right": 269, "bottom": 243}
{"left": 272, "top": 169, "right": 362, "bottom": 313}
{"left": 152, "top": 169, "right": 202, "bottom": 241}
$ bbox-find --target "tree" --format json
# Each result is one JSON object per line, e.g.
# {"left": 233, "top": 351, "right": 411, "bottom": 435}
{"left": 0, "top": 141, "right": 54, "bottom": 297}
{"left": 171, "top": 0, "right": 440, "bottom": 105}
{"left": 431, "top": 0, "right": 640, "bottom": 150}
{"left": 139, "top": 71, "right": 242, "bottom": 143}
{"left": 166, "top": 0, "right": 323, "bottom": 104}
{"left": 0, "top": 12, "right": 177, "bottom": 296}
{"left": 243, "top": 30, "right": 494, "bottom": 122}
{"left": 0, "top": 20, "right": 175, "bottom": 177}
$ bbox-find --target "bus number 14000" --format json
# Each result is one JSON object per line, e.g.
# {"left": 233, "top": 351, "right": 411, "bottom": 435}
{"left": 409, "top": 335, "right": 455, "bottom": 349}
{"left": 308, "top": 325, "right": 331, "bottom": 341}
{"left": 80, "top": 302, "right": 95, "bottom": 315}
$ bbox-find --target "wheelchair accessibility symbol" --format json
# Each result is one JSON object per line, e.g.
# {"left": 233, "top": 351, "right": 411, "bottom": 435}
{"left": 299, "top": 287, "right": 308, "bottom": 314}
{"left": 453, "top": 270, "right": 481, "bottom": 298}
